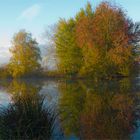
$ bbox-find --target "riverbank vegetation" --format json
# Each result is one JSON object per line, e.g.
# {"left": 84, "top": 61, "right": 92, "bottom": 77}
{"left": 0, "top": 80, "right": 56, "bottom": 139}
{"left": 0, "top": 2, "right": 140, "bottom": 79}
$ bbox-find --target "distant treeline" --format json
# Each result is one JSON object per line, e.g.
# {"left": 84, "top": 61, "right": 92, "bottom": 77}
{"left": 0, "top": 2, "right": 140, "bottom": 79}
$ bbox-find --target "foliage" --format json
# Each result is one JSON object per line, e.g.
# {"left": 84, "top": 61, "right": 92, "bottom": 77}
{"left": 8, "top": 30, "right": 41, "bottom": 78}
{"left": 54, "top": 2, "right": 140, "bottom": 78}
{"left": 0, "top": 65, "right": 11, "bottom": 78}
{"left": 55, "top": 19, "right": 83, "bottom": 75}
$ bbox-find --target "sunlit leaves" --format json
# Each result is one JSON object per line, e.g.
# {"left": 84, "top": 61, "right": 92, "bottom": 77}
{"left": 8, "top": 30, "right": 41, "bottom": 78}
{"left": 54, "top": 2, "right": 140, "bottom": 78}
{"left": 55, "top": 19, "right": 83, "bottom": 75}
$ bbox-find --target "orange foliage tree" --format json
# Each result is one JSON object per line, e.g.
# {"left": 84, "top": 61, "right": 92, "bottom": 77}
{"left": 55, "top": 2, "right": 140, "bottom": 78}
{"left": 76, "top": 2, "right": 140, "bottom": 77}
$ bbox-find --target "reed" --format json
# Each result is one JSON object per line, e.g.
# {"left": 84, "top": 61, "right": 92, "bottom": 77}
{"left": 0, "top": 93, "right": 56, "bottom": 140}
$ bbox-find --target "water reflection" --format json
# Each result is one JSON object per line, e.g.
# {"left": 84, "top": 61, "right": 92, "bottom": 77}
{"left": 0, "top": 80, "right": 56, "bottom": 140}
{"left": 0, "top": 78, "right": 139, "bottom": 139}
{"left": 58, "top": 79, "right": 140, "bottom": 140}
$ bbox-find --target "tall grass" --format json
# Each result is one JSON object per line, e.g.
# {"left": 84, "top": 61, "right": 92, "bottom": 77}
{"left": 0, "top": 93, "right": 56, "bottom": 140}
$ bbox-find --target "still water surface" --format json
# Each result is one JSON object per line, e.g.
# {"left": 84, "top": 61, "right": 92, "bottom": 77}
{"left": 0, "top": 77, "right": 140, "bottom": 139}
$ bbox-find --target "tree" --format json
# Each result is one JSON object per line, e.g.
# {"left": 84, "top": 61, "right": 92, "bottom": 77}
{"left": 8, "top": 30, "right": 41, "bottom": 78}
{"left": 54, "top": 3, "right": 94, "bottom": 76}
{"left": 55, "top": 19, "right": 83, "bottom": 75}
{"left": 76, "top": 2, "right": 140, "bottom": 77}
{"left": 54, "top": 2, "right": 140, "bottom": 78}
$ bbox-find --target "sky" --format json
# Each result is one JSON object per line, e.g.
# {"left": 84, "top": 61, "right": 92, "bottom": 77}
{"left": 0, "top": 0, "right": 140, "bottom": 64}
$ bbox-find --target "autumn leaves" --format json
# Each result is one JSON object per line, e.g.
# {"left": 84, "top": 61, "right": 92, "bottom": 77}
{"left": 55, "top": 2, "right": 140, "bottom": 78}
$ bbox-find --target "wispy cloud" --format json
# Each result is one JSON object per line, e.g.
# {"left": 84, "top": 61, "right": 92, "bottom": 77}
{"left": 18, "top": 4, "right": 41, "bottom": 21}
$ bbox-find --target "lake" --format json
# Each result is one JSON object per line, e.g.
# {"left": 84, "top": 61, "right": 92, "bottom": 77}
{"left": 0, "top": 77, "right": 140, "bottom": 139}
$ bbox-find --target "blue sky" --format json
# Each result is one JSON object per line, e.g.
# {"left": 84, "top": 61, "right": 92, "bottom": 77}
{"left": 0, "top": 0, "right": 140, "bottom": 64}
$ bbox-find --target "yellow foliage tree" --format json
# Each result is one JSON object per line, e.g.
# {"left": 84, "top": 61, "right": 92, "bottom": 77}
{"left": 8, "top": 30, "right": 41, "bottom": 78}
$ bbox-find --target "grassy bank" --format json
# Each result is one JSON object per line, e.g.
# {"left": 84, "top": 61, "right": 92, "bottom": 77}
{"left": 0, "top": 64, "right": 139, "bottom": 80}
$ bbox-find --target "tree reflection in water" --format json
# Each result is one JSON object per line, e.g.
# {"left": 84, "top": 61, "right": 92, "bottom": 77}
{"left": 0, "top": 79, "right": 139, "bottom": 139}
{"left": 0, "top": 80, "right": 56, "bottom": 140}
{"left": 58, "top": 79, "right": 140, "bottom": 140}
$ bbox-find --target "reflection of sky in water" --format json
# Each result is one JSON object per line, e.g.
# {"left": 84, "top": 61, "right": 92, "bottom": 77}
{"left": 132, "top": 121, "right": 140, "bottom": 140}
{"left": 0, "top": 90, "right": 11, "bottom": 107}
{"left": 40, "top": 81, "right": 59, "bottom": 108}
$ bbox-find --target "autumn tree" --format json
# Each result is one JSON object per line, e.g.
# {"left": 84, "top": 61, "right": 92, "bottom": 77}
{"left": 76, "top": 2, "right": 140, "bottom": 77}
{"left": 54, "top": 2, "right": 140, "bottom": 78}
{"left": 8, "top": 30, "right": 41, "bottom": 78}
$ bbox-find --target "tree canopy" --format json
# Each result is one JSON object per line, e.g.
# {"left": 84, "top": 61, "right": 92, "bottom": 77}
{"left": 54, "top": 2, "right": 140, "bottom": 78}
{"left": 55, "top": 19, "right": 83, "bottom": 75}
{"left": 8, "top": 30, "right": 41, "bottom": 78}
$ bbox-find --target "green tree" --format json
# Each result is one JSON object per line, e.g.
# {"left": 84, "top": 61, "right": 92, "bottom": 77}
{"left": 55, "top": 19, "right": 83, "bottom": 75}
{"left": 8, "top": 30, "right": 41, "bottom": 78}
{"left": 54, "top": 3, "right": 94, "bottom": 76}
